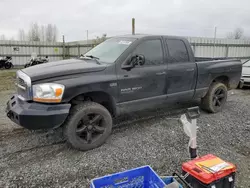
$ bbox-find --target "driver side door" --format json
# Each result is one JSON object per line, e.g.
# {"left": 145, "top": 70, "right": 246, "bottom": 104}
{"left": 116, "top": 38, "right": 167, "bottom": 112}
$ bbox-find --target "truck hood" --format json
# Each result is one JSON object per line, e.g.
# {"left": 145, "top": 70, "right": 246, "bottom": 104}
{"left": 22, "top": 59, "right": 107, "bottom": 81}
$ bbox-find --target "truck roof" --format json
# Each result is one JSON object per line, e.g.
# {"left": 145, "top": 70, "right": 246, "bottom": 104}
{"left": 114, "top": 34, "right": 186, "bottom": 40}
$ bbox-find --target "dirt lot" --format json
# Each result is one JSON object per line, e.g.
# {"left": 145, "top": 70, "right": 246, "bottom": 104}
{"left": 0, "top": 70, "right": 249, "bottom": 188}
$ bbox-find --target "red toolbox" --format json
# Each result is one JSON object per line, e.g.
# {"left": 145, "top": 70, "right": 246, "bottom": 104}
{"left": 182, "top": 154, "right": 236, "bottom": 188}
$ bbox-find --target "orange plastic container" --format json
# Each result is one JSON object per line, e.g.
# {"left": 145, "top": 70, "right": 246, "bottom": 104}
{"left": 182, "top": 154, "right": 236, "bottom": 187}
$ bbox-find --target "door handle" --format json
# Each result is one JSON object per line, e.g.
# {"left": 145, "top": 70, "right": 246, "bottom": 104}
{"left": 186, "top": 68, "right": 195, "bottom": 72}
{"left": 156, "top": 71, "right": 166, "bottom": 75}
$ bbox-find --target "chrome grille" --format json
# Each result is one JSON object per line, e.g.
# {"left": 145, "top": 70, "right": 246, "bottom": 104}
{"left": 17, "top": 77, "right": 26, "bottom": 90}
{"left": 18, "top": 77, "right": 26, "bottom": 87}
{"left": 16, "top": 70, "right": 32, "bottom": 100}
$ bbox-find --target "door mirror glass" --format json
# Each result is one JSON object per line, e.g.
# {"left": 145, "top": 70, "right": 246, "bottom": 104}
{"left": 121, "top": 54, "right": 145, "bottom": 70}
{"left": 131, "top": 54, "right": 145, "bottom": 66}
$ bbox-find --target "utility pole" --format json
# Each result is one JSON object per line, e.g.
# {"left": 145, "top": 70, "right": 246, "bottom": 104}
{"left": 62, "top": 35, "right": 65, "bottom": 59}
{"left": 86, "top": 30, "right": 88, "bottom": 47}
{"left": 132, "top": 18, "right": 135, "bottom": 35}
{"left": 86, "top": 30, "right": 89, "bottom": 51}
{"left": 213, "top": 27, "right": 217, "bottom": 58}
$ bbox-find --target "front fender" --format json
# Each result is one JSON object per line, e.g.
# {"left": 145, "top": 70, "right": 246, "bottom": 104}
{"left": 54, "top": 74, "right": 118, "bottom": 103}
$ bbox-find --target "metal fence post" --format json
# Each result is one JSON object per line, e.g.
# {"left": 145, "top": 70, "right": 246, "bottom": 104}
{"left": 212, "top": 27, "right": 217, "bottom": 58}
{"left": 78, "top": 44, "right": 80, "bottom": 57}
{"left": 225, "top": 44, "right": 229, "bottom": 57}
{"left": 38, "top": 46, "right": 41, "bottom": 57}
{"left": 193, "top": 44, "right": 196, "bottom": 56}
{"left": 62, "top": 35, "right": 65, "bottom": 59}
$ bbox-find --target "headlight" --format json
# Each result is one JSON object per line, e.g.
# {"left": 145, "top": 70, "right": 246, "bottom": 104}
{"left": 33, "top": 83, "right": 65, "bottom": 103}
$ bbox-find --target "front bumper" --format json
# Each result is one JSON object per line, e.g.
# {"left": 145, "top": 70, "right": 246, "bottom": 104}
{"left": 6, "top": 95, "right": 71, "bottom": 130}
{"left": 241, "top": 77, "right": 250, "bottom": 87}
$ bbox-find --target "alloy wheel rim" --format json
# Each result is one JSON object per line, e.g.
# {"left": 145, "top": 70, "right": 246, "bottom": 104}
{"left": 212, "top": 88, "right": 226, "bottom": 107}
{"left": 76, "top": 113, "right": 106, "bottom": 144}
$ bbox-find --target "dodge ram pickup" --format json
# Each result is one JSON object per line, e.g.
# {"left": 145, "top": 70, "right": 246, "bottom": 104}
{"left": 6, "top": 35, "right": 242, "bottom": 151}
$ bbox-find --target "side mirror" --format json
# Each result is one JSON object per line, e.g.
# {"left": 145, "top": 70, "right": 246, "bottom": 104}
{"left": 134, "top": 54, "right": 145, "bottom": 66}
{"left": 121, "top": 54, "right": 145, "bottom": 71}
{"left": 121, "top": 63, "right": 134, "bottom": 70}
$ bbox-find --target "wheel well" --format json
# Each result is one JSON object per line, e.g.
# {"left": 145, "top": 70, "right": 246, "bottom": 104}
{"left": 212, "top": 76, "right": 229, "bottom": 88}
{"left": 70, "top": 91, "right": 116, "bottom": 116}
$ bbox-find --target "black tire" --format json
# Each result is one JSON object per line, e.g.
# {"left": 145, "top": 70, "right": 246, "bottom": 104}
{"left": 4, "top": 63, "right": 12, "bottom": 69}
{"left": 63, "top": 102, "right": 112, "bottom": 151}
{"left": 201, "top": 82, "right": 228, "bottom": 113}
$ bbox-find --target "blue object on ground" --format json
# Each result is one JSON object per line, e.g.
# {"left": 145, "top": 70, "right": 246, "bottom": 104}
{"left": 90, "top": 165, "right": 166, "bottom": 188}
{"left": 162, "top": 176, "right": 183, "bottom": 188}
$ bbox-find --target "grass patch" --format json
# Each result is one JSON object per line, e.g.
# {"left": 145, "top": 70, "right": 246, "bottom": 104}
{"left": 0, "top": 70, "right": 17, "bottom": 90}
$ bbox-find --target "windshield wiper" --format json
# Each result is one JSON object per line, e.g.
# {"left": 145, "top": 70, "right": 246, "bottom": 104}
{"left": 82, "top": 55, "right": 101, "bottom": 64}
{"left": 85, "top": 55, "right": 99, "bottom": 60}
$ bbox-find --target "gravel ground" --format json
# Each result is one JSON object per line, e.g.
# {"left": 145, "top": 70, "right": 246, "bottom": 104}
{"left": 0, "top": 72, "right": 249, "bottom": 187}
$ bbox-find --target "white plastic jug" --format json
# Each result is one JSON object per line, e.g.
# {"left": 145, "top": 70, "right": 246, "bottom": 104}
{"left": 180, "top": 114, "right": 197, "bottom": 150}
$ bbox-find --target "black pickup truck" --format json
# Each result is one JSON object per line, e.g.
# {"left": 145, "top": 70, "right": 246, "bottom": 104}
{"left": 6, "top": 35, "right": 242, "bottom": 151}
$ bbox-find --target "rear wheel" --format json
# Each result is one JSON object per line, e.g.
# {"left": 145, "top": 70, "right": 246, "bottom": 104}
{"left": 63, "top": 102, "right": 112, "bottom": 151}
{"left": 201, "top": 82, "right": 228, "bottom": 113}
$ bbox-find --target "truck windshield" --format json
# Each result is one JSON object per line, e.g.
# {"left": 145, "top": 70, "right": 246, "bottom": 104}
{"left": 84, "top": 38, "right": 136, "bottom": 64}
{"left": 243, "top": 60, "right": 250, "bottom": 67}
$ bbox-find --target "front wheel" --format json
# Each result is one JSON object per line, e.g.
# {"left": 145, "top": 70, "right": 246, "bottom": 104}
{"left": 201, "top": 82, "right": 228, "bottom": 113}
{"left": 63, "top": 102, "right": 112, "bottom": 151}
{"left": 4, "top": 63, "right": 12, "bottom": 69}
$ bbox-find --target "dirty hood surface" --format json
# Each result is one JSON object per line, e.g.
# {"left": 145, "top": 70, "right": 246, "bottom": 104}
{"left": 22, "top": 59, "right": 107, "bottom": 81}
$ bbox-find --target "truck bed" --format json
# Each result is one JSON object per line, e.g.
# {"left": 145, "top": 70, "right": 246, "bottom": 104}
{"left": 195, "top": 59, "right": 242, "bottom": 93}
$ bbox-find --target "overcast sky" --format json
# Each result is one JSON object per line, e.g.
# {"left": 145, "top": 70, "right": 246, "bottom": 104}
{"left": 0, "top": 0, "right": 249, "bottom": 41}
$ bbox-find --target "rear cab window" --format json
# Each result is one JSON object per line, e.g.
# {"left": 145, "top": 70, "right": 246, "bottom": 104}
{"left": 166, "top": 39, "right": 189, "bottom": 62}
